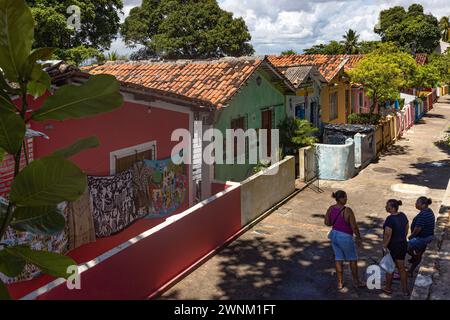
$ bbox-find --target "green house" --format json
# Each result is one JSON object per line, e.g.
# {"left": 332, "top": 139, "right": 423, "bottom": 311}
{"left": 212, "top": 58, "right": 295, "bottom": 182}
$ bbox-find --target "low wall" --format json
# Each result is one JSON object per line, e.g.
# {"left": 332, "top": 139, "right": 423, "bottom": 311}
{"left": 19, "top": 184, "right": 242, "bottom": 300}
{"left": 240, "top": 156, "right": 296, "bottom": 226}
{"left": 299, "top": 146, "right": 317, "bottom": 183}
{"left": 316, "top": 138, "right": 355, "bottom": 181}
{"left": 354, "top": 133, "right": 376, "bottom": 169}
{"left": 15, "top": 157, "right": 299, "bottom": 300}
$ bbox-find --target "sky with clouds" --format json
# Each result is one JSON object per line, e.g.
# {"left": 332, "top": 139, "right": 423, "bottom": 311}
{"left": 110, "top": 0, "right": 450, "bottom": 56}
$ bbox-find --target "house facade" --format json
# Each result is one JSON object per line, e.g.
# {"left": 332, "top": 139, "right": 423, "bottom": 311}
{"left": 268, "top": 54, "right": 352, "bottom": 126}
{"left": 276, "top": 65, "right": 325, "bottom": 129}
{"left": 86, "top": 57, "right": 294, "bottom": 185}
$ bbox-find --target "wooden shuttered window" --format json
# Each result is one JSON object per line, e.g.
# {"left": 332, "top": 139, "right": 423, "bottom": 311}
{"left": 115, "top": 149, "right": 154, "bottom": 174}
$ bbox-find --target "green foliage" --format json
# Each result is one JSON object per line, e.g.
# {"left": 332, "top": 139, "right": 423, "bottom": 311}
{"left": 53, "top": 136, "right": 100, "bottom": 159}
{"left": 0, "top": 0, "right": 123, "bottom": 299}
{"left": 428, "top": 52, "right": 450, "bottom": 84}
{"left": 414, "top": 64, "right": 441, "bottom": 88}
{"left": 304, "top": 29, "right": 361, "bottom": 55}
{"left": 278, "top": 117, "right": 318, "bottom": 156}
{"left": 11, "top": 206, "right": 65, "bottom": 236}
{"left": 121, "top": 0, "right": 254, "bottom": 59}
{"left": 347, "top": 113, "right": 381, "bottom": 125}
{"left": 27, "top": 1, "right": 123, "bottom": 64}
{"left": 440, "top": 16, "right": 450, "bottom": 42}
{"left": 0, "top": 279, "right": 9, "bottom": 299}
{"left": 55, "top": 45, "right": 101, "bottom": 66}
{"left": 3, "top": 246, "right": 76, "bottom": 279}
{"left": 348, "top": 43, "right": 419, "bottom": 113}
{"left": 0, "top": 0, "right": 34, "bottom": 82}
{"left": 27, "top": 0, "right": 123, "bottom": 51}
{"left": 343, "top": 29, "right": 360, "bottom": 54}
{"left": 359, "top": 41, "right": 382, "bottom": 54}
{"left": 10, "top": 156, "right": 87, "bottom": 207}
{"left": 0, "top": 249, "right": 26, "bottom": 277}
{"left": 281, "top": 49, "right": 298, "bottom": 55}
{"left": 252, "top": 160, "right": 271, "bottom": 174}
{"left": 304, "top": 41, "right": 345, "bottom": 55}
{"left": 32, "top": 75, "right": 123, "bottom": 121}
{"left": 0, "top": 108, "right": 26, "bottom": 155}
{"left": 374, "top": 4, "right": 441, "bottom": 54}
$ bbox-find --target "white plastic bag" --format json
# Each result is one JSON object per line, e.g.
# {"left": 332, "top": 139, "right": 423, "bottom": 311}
{"left": 380, "top": 253, "right": 396, "bottom": 274}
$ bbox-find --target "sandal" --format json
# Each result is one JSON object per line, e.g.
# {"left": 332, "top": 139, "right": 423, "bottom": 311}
{"left": 382, "top": 288, "right": 393, "bottom": 295}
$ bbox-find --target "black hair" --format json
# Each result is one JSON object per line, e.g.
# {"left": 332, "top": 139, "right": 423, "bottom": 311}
{"left": 417, "top": 197, "right": 432, "bottom": 206}
{"left": 387, "top": 199, "right": 403, "bottom": 211}
{"left": 332, "top": 190, "right": 347, "bottom": 201}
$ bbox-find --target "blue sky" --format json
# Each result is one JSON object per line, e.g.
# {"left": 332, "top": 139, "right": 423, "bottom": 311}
{"left": 110, "top": 0, "right": 450, "bottom": 56}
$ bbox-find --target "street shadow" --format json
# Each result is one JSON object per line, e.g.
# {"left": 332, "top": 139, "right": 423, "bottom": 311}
{"left": 397, "top": 159, "right": 450, "bottom": 190}
{"left": 434, "top": 140, "right": 450, "bottom": 155}
{"left": 162, "top": 215, "right": 413, "bottom": 300}
{"left": 381, "top": 145, "right": 411, "bottom": 157}
{"left": 422, "top": 113, "right": 446, "bottom": 119}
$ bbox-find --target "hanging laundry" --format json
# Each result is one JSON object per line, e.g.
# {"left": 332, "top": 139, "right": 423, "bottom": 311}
{"left": 132, "top": 158, "right": 188, "bottom": 218}
{"left": 67, "top": 189, "right": 96, "bottom": 251}
{"left": 88, "top": 169, "right": 144, "bottom": 238}
{"left": 0, "top": 201, "right": 69, "bottom": 284}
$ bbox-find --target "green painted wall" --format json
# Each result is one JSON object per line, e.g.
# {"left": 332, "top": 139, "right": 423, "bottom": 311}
{"left": 214, "top": 70, "right": 287, "bottom": 182}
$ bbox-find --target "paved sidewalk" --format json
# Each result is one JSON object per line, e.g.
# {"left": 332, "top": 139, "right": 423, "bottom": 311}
{"left": 161, "top": 96, "right": 450, "bottom": 300}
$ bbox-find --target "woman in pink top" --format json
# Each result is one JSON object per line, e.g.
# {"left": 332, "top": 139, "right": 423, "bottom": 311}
{"left": 325, "top": 190, "right": 364, "bottom": 291}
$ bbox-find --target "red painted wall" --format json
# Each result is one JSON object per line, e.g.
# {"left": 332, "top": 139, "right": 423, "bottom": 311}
{"left": 25, "top": 185, "right": 241, "bottom": 300}
{"left": 28, "top": 97, "right": 190, "bottom": 176}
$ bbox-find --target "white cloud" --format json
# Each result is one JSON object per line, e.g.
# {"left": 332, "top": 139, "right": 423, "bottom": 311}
{"left": 114, "top": 0, "right": 450, "bottom": 56}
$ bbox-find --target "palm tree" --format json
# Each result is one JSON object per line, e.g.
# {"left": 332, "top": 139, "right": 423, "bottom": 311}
{"left": 342, "top": 29, "right": 360, "bottom": 54}
{"left": 107, "top": 51, "right": 118, "bottom": 61}
{"left": 440, "top": 16, "right": 450, "bottom": 42}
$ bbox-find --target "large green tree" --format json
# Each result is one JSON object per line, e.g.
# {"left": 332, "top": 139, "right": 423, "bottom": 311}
{"left": 374, "top": 4, "right": 441, "bottom": 54}
{"left": 121, "top": 0, "right": 254, "bottom": 59}
{"left": 26, "top": 0, "right": 123, "bottom": 64}
{"left": 348, "top": 43, "right": 419, "bottom": 114}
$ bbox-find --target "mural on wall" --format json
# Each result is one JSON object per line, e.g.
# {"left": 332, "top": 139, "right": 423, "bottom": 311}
{"left": 133, "top": 158, "right": 187, "bottom": 218}
{"left": 88, "top": 157, "right": 188, "bottom": 238}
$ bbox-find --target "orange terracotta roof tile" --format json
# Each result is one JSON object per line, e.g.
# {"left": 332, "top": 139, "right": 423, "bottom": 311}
{"left": 267, "top": 54, "right": 349, "bottom": 82}
{"left": 415, "top": 53, "right": 428, "bottom": 65}
{"left": 85, "top": 56, "right": 294, "bottom": 108}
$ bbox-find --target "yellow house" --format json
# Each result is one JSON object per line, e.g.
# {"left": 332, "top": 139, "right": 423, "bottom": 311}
{"left": 268, "top": 54, "right": 352, "bottom": 125}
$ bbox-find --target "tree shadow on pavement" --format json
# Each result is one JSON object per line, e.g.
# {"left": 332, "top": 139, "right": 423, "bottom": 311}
{"left": 380, "top": 145, "right": 411, "bottom": 157}
{"left": 397, "top": 159, "right": 450, "bottom": 190}
{"left": 162, "top": 215, "right": 413, "bottom": 301}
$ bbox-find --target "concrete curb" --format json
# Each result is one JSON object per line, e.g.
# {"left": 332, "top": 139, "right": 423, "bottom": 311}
{"left": 410, "top": 179, "right": 450, "bottom": 300}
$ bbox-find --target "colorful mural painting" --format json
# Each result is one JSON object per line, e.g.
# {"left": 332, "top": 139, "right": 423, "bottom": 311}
{"left": 133, "top": 158, "right": 187, "bottom": 218}
{"left": 88, "top": 157, "right": 188, "bottom": 238}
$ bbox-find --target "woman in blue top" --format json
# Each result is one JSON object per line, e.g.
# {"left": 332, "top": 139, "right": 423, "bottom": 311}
{"left": 382, "top": 199, "right": 409, "bottom": 296}
{"left": 407, "top": 197, "right": 435, "bottom": 276}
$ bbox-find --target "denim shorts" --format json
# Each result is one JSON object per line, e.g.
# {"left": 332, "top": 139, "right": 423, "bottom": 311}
{"left": 408, "top": 236, "right": 434, "bottom": 252}
{"left": 329, "top": 229, "right": 358, "bottom": 261}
